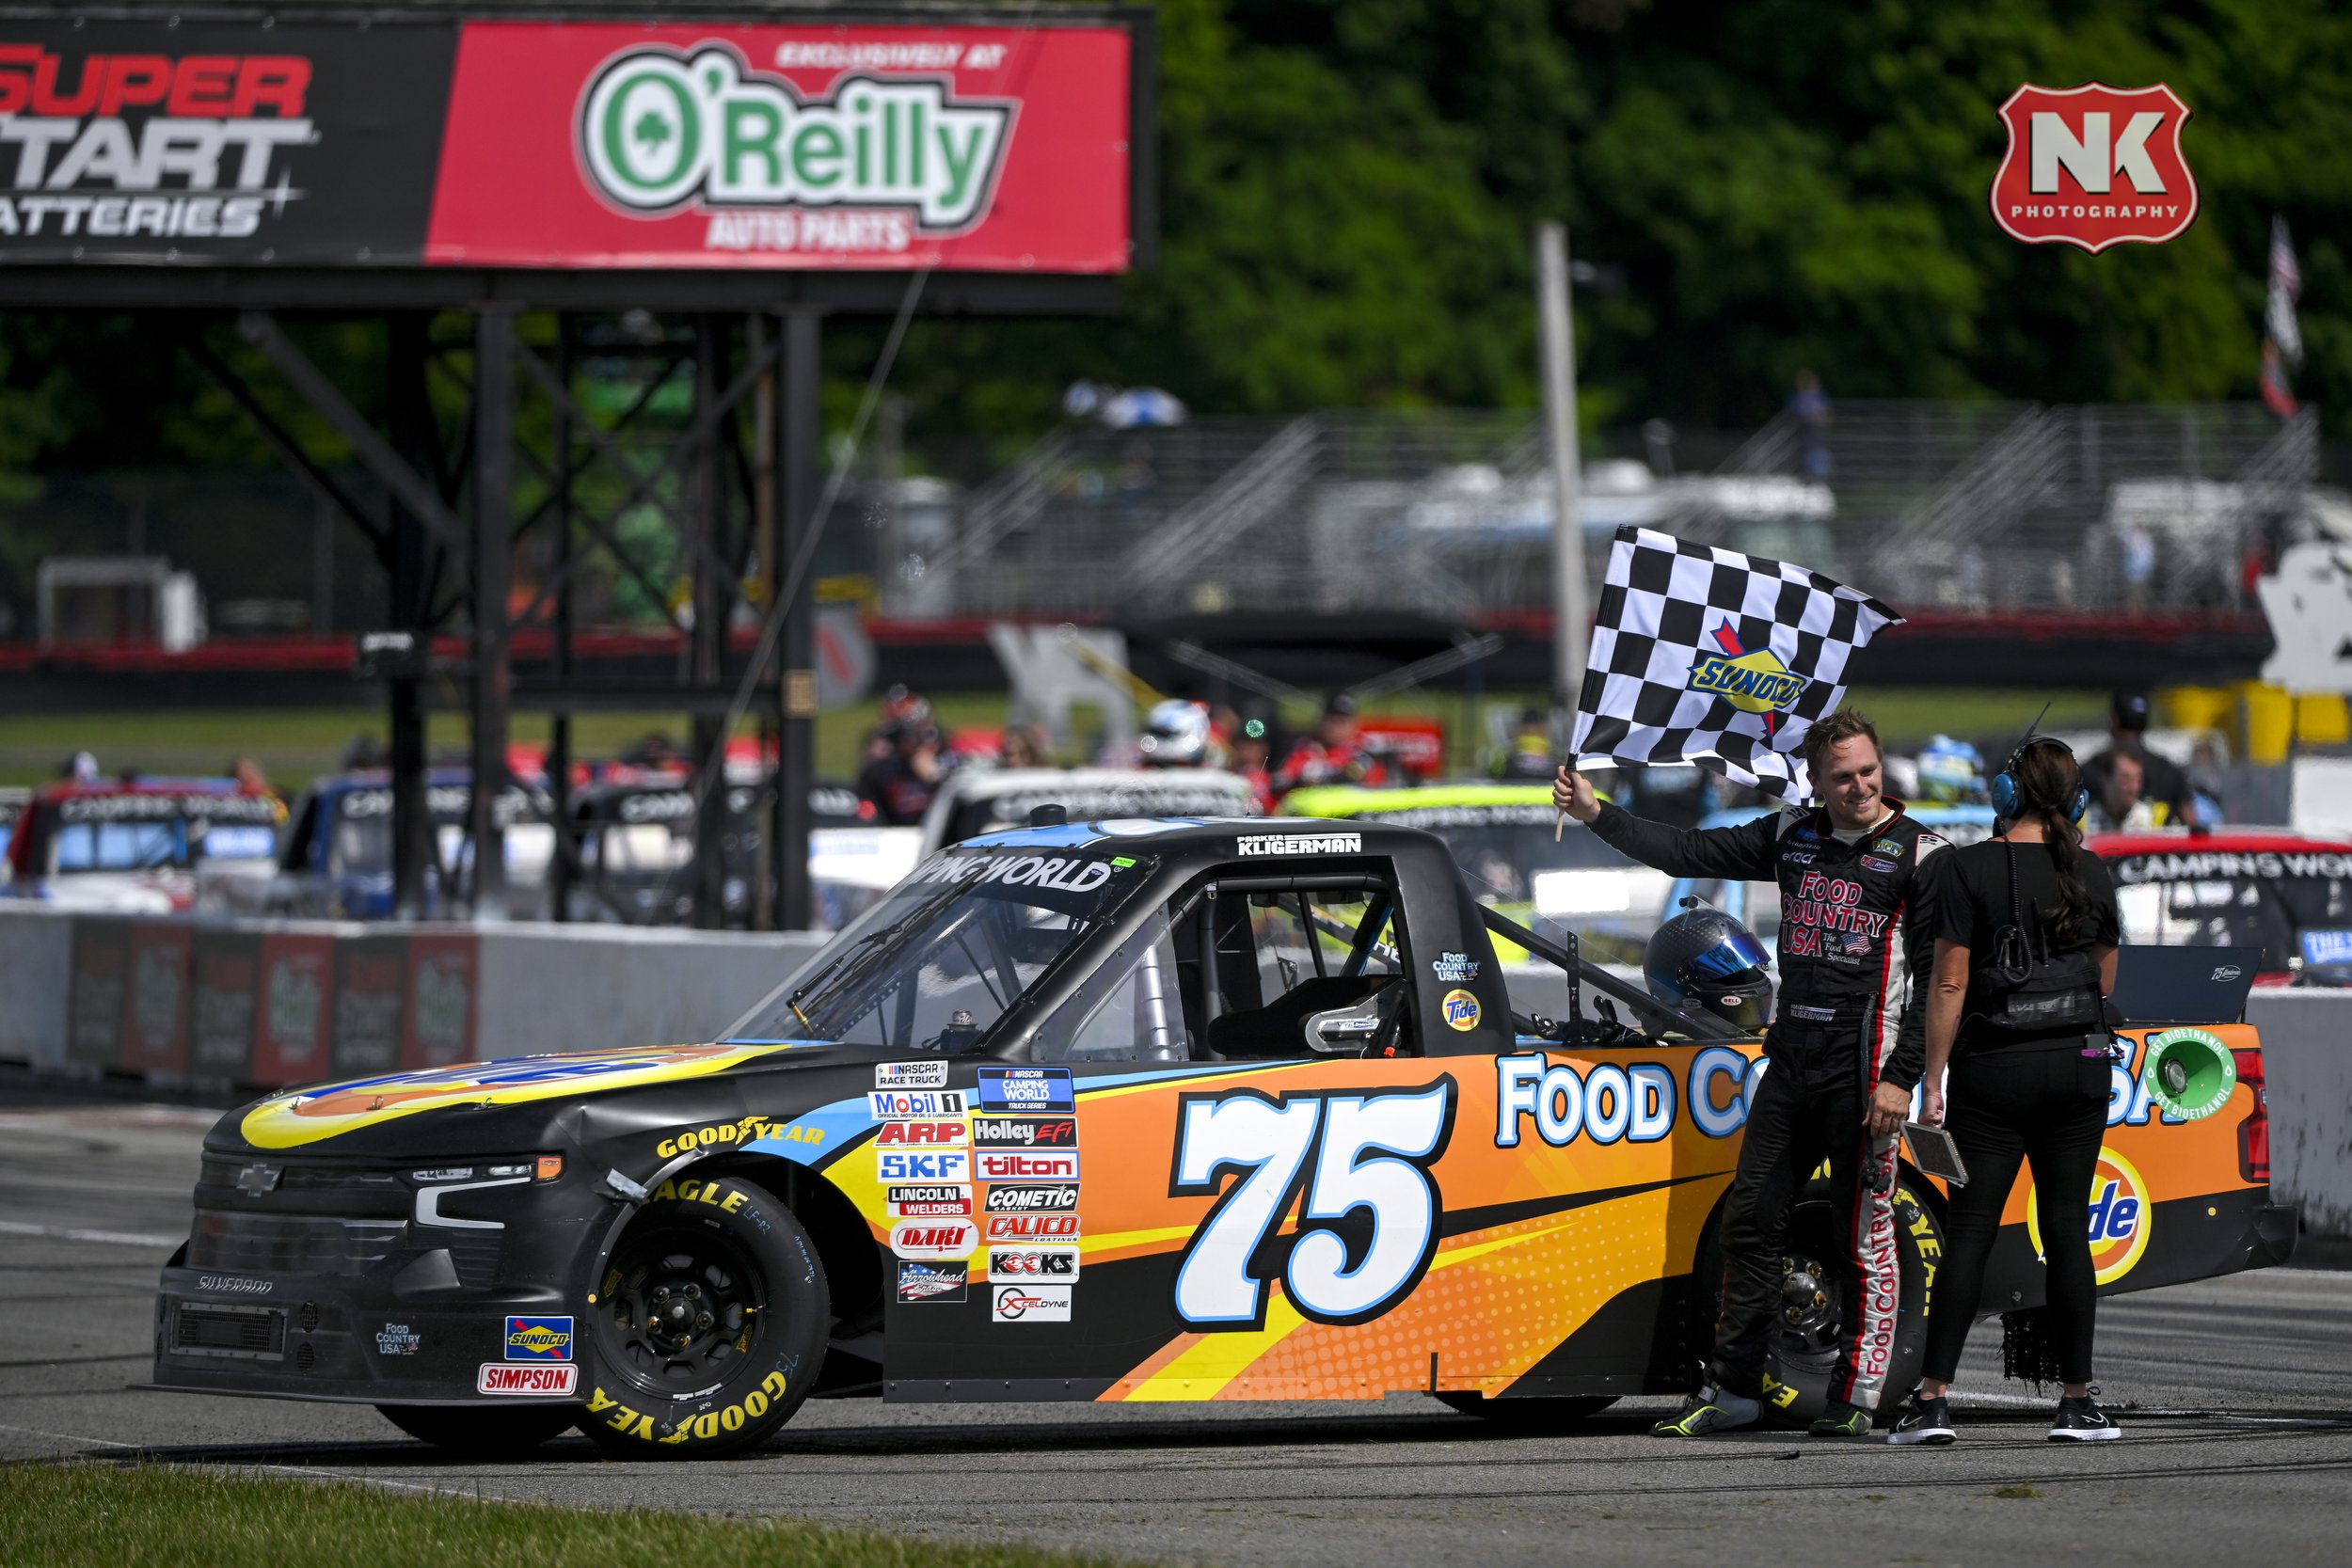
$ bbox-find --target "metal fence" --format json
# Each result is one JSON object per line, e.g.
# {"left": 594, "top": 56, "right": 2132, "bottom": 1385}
{"left": 904, "top": 401, "right": 2326, "bottom": 623}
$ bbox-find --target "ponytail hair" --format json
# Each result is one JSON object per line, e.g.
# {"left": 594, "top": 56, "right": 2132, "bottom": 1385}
{"left": 2010, "top": 738, "right": 2094, "bottom": 946}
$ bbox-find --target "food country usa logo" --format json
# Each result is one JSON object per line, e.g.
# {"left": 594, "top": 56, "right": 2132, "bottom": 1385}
{"left": 577, "top": 45, "right": 1014, "bottom": 241}
{"left": 1991, "top": 83, "right": 2196, "bottom": 252}
{"left": 2028, "top": 1147, "right": 2153, "bottom": 1286}
{"left": 1686, "top": 622, "right": 1807, "bottom": 735}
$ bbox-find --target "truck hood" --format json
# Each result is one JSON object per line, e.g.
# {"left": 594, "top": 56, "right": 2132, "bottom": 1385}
{"left": 214, "top": 1039, "right": 876, "bottom": 1156}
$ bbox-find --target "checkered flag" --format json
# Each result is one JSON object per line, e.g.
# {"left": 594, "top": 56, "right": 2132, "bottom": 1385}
{"left": 1571, "top": 527, "right": 1902, "bottom": 799}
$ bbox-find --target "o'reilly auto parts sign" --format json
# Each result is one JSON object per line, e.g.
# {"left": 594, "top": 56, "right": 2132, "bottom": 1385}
{"left": 0, "top": 15, "right": 1136, "bottom": 272}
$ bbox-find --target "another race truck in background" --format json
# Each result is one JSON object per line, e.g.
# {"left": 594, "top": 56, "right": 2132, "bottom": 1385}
{"left": 2092, "top": 829, "right": 2352, "bottom": 986}
{"left": 152, "top": 816, "right": 2290, "bottom": 1460}
{"left": 3, "top": 778, "right": 282, "bottom": 912}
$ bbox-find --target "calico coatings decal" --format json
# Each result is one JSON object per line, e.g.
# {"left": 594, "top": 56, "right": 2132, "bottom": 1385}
{"left": 875, "top": 1039, "right": 2268, "bottom": 1407}
{"left": 239, "top": 1042, "right": 793, "bottom": 1148}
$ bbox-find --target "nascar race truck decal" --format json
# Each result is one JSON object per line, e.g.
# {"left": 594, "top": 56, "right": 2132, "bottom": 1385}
{"left": 151, "top": 818, "right": 2293, "bottom": 1458}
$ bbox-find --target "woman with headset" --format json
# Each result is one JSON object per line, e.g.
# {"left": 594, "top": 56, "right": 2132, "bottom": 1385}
{"left": 1890, "top": 736, "right": 2122, "bottom": 1446}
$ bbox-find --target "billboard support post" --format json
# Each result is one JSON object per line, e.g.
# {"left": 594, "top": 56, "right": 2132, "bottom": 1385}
{"left": 778, "top": 310, "right": 822, "bottom": 932}
{"left": 388, "top": 313, "right": 436, "bottom": 921}
{"left": 691, "top": 315, "right": 730, "bottom": 930}
{"left": 1537, "top": 221, "right": 1587, "bottom": 710}
{"left": 469, "top": 307, "right": 516, "bottom": 923}
{"left": 548, "top": 313, "right": 576, "bottom": 925}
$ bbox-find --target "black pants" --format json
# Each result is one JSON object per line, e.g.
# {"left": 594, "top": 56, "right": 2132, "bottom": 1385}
{"left": 1712, "top": 1030, "right": 1901, "bottom": 1410}
{"left": 1921, "top": 1042, "right": 2108, "bottom": 1386}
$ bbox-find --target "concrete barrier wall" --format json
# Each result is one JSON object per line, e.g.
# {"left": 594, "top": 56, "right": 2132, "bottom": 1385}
{"left": 475, "top": 925, "right": 828, "bottom": 1054}
{"left": 0, "top": 905, "right": 832, "bottom": 1088}
{"left": 0, "top": 905, "right": 72, "bottom": 1069}
{"left": 2246, "top": 990, "right": 2352, "bottom": 1238}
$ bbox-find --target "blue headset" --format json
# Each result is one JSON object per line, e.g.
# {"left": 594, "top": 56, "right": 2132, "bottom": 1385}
{"left": 1991, "top": 735, "right": 2090, "bottom": 823}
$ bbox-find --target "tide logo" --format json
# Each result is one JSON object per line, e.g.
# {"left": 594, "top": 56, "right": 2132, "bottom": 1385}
{"left": 2027, "top": 1148, "right": 2152, "bottom": 1286}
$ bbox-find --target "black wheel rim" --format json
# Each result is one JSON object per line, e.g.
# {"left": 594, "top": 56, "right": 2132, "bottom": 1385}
{"left": 595, "top": 1221, "right": 770, "bottom": 1400}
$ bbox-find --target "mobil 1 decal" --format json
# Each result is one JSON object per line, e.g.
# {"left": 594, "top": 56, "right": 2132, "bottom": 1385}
{"left": 0, "top": 19, "right": 457, "bottom": 262}
{"left": 1168, "top": 1079, "right": 1455, "bottom": 1331}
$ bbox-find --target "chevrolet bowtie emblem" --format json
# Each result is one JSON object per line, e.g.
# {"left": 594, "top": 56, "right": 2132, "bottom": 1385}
{"left": 236, "top": 1164, "right": 282, "bottom": 1197}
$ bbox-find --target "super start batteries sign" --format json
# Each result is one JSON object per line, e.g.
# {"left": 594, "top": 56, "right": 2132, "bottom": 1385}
{"left": 0, "top": 13, "right": 1139, "bottom": 272}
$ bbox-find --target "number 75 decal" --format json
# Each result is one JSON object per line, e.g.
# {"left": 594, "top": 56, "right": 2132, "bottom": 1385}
{"left": 1168, "top": 1080, "right": 1455, "bottom": 1331}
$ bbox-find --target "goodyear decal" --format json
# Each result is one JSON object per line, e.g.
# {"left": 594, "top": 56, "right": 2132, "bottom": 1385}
{"left": 239, "top": 1042, "right": 799, "bottom": 1148}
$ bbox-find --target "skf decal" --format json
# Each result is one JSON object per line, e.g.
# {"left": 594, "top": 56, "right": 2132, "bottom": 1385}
{"left": 1495, "top": 1054, "right": 1678, "bottom": 1148}
{"left": 877, "top": 1149, "right": 970, "bottom": 1183}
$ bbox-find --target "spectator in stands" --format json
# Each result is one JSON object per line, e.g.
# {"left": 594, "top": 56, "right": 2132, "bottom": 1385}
{"left": 2121, "top": 523, "right": 2158, "bottom": 612}
{"left": 999, "top": 723, "right": 1053, "bottom": 769}
{"left": 1274, "top": 692, "right": 1390, "bottom": 795}
{"left": 1789, "top": 371, "right": 1833, "bottom": 482}
{"left": 2083, "top": 692, "right": 2194, "bottom": 825}
{"left": 230, "top": 757, "right": 277, "bottom": 800}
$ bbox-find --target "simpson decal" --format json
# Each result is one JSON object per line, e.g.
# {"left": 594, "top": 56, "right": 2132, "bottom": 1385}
{"left": 477, "top": 1362, "right": 579, "bottom": 1396}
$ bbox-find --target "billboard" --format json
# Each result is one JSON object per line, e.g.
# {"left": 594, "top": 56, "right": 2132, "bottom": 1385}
{"left": 0, "top": 12, "right": 1141, "bottom": 274}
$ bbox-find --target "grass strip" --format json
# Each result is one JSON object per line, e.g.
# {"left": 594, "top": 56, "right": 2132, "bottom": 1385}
{"left": 0, "top": 1460, "right": 1145, "bottom": 1568}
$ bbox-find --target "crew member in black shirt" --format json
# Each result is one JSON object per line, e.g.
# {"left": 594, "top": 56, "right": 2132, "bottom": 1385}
{"left": 1889, "top": 736, "right": 2123, "bottom": 1446}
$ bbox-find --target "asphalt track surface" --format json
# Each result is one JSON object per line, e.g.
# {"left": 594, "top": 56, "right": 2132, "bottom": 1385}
{"left": 6, "top": 1090, "right": 2350, "bottom": 1567}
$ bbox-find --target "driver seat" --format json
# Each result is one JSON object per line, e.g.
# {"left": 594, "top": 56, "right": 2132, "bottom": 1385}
{"left": 1205, "top": 974, "right": 1396, "bottom": 1059}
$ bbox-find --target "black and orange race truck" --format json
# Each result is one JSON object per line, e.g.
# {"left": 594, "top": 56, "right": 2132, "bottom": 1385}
{"left": 150, "top": 817, "right": 2294, "bottom": 1457}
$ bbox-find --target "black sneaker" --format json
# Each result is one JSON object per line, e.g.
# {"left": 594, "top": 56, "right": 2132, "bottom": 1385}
{"left": 2048, "top": 1394, "right": 2120, "bottom": 1441}
{"left": 1808, "top": 1399, "right": 1872, "bottom": 1438}
{"left": 1887, "top": 1391, "right": 1957, "bottom": 1446}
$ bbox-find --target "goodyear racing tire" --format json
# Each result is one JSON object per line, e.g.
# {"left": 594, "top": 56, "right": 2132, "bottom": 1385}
{"left": 577, "top": 1172, "right": 829, "bottom": 1460}
{"left": 377, "top": 1404, "right": 578, "bottom": 1456}
{"left": 1435, "top": 1392, "right": 1617, "bottom": 1429}
{"left": 1692, "top": 1178, "right": 1942, "bottom": 1431}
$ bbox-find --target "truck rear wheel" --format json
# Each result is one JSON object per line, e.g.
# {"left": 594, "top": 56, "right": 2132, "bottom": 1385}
{"left": 577, "top": 1172, "right": 829, "bottom": 1460}
{"left": 1692, "top": 1178, "right": 1941, "bottom": 1430}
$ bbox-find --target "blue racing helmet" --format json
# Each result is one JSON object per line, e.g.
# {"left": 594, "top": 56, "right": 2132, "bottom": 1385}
{"left": 1915, "top": 734, "right": 1985, "bottom": 804}
{"left": 1645, "top": 906, "right": 1774, "bottom": 1031}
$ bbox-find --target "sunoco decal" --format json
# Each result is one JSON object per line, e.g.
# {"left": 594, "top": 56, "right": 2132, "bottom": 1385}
{"left": 579, "top": 47, "right": 1013, "bottom": 233}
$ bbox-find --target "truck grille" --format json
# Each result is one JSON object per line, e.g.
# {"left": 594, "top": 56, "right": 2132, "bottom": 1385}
{"left": 172, "top": 1302, "right": 286, "bottom": 1359}
{"left": 188, "top": 1212, "right": 406, "bottom": 1277}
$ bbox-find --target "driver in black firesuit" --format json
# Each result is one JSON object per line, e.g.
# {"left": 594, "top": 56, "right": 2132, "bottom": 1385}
{"left": 1553, "top": 709, "right": 1946, "bottom": 1438}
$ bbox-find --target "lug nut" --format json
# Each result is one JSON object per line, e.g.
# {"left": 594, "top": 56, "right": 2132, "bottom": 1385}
{"left": 695, "top": 1312, "right": 712, "bottom": 1329}
{"left": 685, "top": 1284, "right": 701, "bottom": 1299}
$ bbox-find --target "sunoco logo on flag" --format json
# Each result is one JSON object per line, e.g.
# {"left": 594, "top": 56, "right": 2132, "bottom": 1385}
{"left": 579, "top": 44, "right": 1013, "bottom": 230}
{"left": 1572, "top": 527, "right": 1900, "bottom": 800}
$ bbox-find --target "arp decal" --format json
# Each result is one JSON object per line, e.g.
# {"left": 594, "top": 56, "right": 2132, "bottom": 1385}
{"left": 1168, "top": 1079, "right": 1455, "bottom": 1331}
{"left": 241, "top": 1041, "right": 790, "bottom": 1148}
{"left": 503, "top": 1315, "right": 574, "bottom": 1361}
{"left": 1494, "top": 1054, "right": 1679, "bottom": 1148}
{"left": 2029, "top": 1148, "right": 2153, "bottom": 1287}
{"left": 977, "top": 1067, "right": 1073, "bottom": 1113}
{"left": 875, "top": 1119, "right": 969, "bottom": 1148}
{"left": 478, "top": 1362, "right": 579, "bottom": 1395}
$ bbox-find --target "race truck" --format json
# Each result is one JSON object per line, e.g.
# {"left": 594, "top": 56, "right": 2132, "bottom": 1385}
{"left": 151, "top": 816, "right": 2293, "bottom": 1459}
